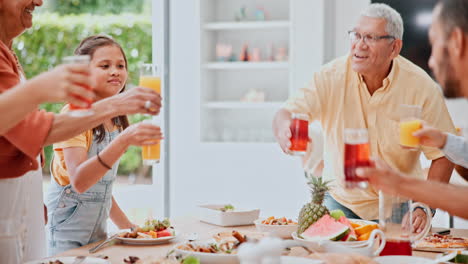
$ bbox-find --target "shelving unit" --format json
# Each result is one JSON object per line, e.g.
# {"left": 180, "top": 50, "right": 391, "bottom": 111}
{"left": 200, "top": 0, "right": 292, "bottom": 143}
{"left": 203, "top": 21, "right": 290, "bottom": 31}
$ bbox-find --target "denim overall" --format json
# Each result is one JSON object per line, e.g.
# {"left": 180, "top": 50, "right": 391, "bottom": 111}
{"left": 46, "top": 130, "right": 120, "bottom": 256}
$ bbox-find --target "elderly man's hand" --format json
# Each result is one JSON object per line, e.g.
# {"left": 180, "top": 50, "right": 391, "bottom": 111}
{"left": 274, "top": 117, "right": 292, "bottom": 153}
{"left": 355, "top": 158, "right": 403, "bottom": 195}
{"left": 413, "top": 125, "right": 447, "bottom": 149}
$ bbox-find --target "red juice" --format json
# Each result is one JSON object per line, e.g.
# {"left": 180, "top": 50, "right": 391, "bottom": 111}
{"left": 69, "top": 94, "right": 93, "bottom": 110}
{"left": 289, "top": 118, "right": 308, "bottom": 155}
{"left": 380, "top": 239, "right": 412, "bottom": 256}
{"left": 344, "top": 142, "right": 370, "bottom": 188}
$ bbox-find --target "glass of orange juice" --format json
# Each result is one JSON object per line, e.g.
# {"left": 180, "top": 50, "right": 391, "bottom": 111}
{"left": 141, "top": 119, "right": 161, "bottom": 165}
{"left": 399, "top": 104, "right": 422, "bottom": 149}
{"left": 139, "top": 63, "right": 161, "bottom": 112}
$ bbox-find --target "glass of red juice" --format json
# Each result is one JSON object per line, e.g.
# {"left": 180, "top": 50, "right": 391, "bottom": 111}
{"left": 379, "top": 192, "right": 432, "bottom": 256}
{"left": 289, "top": 113, "right": 309, "bottom": 156}
{"left": 379, "top": 238, "right": 413, "bottom": 256}
{"left": 344, "top": 128, "right": 370, "bottom": 189}
{"left": 62, "top": 55, "right": 94, "bottom": 117}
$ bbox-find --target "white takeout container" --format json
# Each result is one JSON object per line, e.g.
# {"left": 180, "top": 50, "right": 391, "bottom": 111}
{"left": 198, "top": 204, "right": 260, "bottom": 226}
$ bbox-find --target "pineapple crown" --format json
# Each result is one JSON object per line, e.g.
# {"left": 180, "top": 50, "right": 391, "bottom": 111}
{"left": 306, "top": 175, "right": 331, "bottom": 205}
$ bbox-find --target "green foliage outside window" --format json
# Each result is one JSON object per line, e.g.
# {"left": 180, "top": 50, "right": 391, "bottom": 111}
{"left": 43, "top": 0, "right": 150, "bottom": 15}
{"left": 14, "top": 13, "right": 152, "bottom": 174}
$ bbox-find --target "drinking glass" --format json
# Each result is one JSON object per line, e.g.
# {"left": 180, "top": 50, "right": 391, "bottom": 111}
{"left": 139, "top": 64, "right": 161, "bottom": 114}
{"left": 379, "top": 192, "right": 432, "bottom": 256}
{"left": 289, "top": 113, "right": 309, "bottom": 155}
{"left": 63, "top": 55, "right": 93, "bottom": 117}
{"left": 399, "top": 105, "right": 422, "bottom": 149}
{"left": 344, "top": 128, "right": 370, "bottom": 189}
{"left": 141, "top": 119, "right": 161, "bottom": 165}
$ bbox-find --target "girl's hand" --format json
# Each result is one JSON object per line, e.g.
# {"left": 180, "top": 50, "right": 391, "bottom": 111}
{"left": 120, "top": 122, "right": 163, "bottom": 147}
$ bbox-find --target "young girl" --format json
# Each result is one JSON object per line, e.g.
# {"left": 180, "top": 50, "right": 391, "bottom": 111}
{"left": 46, "top": 35, "right": 162, "bottom": 255}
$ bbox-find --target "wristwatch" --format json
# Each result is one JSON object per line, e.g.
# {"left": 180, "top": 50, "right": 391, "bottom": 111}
{"left": 414, "top": 206, "right": 437, "bottom": 217}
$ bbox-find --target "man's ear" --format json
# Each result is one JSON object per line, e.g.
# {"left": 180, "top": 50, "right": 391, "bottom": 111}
{"left": 391, "top": 39, "right": 403, "bottom": 58}
{"left": 449, "top": 27, "right": 465, "bottom": 58}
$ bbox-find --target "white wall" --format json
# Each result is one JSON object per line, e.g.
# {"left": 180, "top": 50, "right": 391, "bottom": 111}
{"left": 332, "top": 0, "right": 370, "bottom": 60}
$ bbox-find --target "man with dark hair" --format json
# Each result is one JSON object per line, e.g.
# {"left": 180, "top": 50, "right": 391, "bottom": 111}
{"left": 357, "top": 0, "right": 468, "bottom": 219}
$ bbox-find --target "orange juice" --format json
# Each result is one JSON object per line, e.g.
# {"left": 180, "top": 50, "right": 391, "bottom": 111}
{"left": 399, "top": 119, "right": 422, "bottom": 147}
{"left": 142, "top": 141, "right": 160, "bottom": 163}
{"left": 139, "top": 76, "right": 161, "bottom": 94}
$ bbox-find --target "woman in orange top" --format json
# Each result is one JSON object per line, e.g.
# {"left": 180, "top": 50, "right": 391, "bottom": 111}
{"left": 0, "top": 1, "right": 162, "bottom": 262}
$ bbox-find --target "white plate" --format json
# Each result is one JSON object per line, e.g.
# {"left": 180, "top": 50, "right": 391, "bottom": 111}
{"left": 254, "top": 219, "right": 298, "bottom": 239}
{"left": 292, "top": 228, "right": 386, "bottom": 257}
{"left": 25, "top": 256, "right": 110, "bottom": 264}
{"left": 174, "top": 243, "right": 239, "bottom": 264}
{"left": 115, "top": 229, "right": 178, "bottom": 245}
{"left": 199, "top": 204, "right": 260, "bottom": 227}
{"left": 374, "top": 255, "right": 434, "bottom": 264}
{"left": 116, "top": 235, "right": 177, "bottom": 245}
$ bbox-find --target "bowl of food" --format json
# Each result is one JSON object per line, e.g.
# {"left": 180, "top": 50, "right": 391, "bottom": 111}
{"left": 292, "top": 214, "right": 385, "bottom": 257}
{"left": 254, "top": 216, "right": 298, "bottom": 239}
{"left": 198, "top": 204, "right": 260, "bottom": 227}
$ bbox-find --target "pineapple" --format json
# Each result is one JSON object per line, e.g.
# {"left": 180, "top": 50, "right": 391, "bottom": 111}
{"left": 297, "top": 175, "right": 331, "bottom": 234}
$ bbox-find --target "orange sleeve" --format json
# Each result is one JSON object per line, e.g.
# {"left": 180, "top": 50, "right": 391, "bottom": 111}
{"left": 0, "top": 42, "right": 54, "bottom": 163}
{"left": 3, "top": 110, "right": 54, "bottom": 159}
{"left": 0, "top": 43, "right": 20, "bottom": 93}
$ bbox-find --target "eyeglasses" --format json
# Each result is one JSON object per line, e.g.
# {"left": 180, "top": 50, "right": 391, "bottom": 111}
{"left": 348, "top": 31, "right": 396, "bottom": 45}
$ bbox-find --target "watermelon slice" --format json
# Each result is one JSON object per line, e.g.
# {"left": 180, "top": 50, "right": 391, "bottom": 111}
{"left": 338, "top": 216, "right": 357, "bottom": 241}
{"left": 301, "top": 215, "right": 349, "bottom": 241}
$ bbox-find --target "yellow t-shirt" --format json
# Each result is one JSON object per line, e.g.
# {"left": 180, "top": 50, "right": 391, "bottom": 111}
{"left": 283, "top": 55, "right": 456, "bottom": 220}
{"left": 51, "top": 106, "right": 93, "bottom": 186}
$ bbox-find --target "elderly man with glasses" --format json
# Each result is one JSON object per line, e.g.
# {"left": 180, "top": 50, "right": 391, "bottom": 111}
{"left": 273, "top": 3, "right": 456, "bottom": 231}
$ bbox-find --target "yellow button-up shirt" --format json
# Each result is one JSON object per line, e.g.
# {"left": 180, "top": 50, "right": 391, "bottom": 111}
{"left": 284, "top": 55, "right": 455, "bottom": 220}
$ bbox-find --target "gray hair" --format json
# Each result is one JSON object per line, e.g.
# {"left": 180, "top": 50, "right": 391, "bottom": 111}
{"left": 361, "top": 3, "right": 404, "bottom": 40}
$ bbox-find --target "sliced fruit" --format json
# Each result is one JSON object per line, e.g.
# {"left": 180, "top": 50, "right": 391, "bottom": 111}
{"left": 354, "top": 224, "right": 378, "bottom": 236}
{"left": 148, "top": 230, "right": 158, "bottom": 238}
{"left": 330, "top": 209, "right": 346, "bottom": 220}
{"left": 350, "top": 222, "right": 362, "bottom": 229}
{"left": 357, "top": 231, "right": 372, "bottom": 241}
{"left": 338, "top": 216, "right": 357, "bottom": 241}
{"left": 156, "top": 229, "right": 172, "bottom": 237}
{"left": 302, "top": 215, "right": 350, "bottom": 241}
{"left": 182, "top": 256, "right": 200, "bottom": 264}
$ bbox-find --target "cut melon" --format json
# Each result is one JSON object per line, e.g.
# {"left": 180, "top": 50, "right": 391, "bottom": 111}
{"left": 338, "top": 216, "right": 357, "bottom": 241}
{"left": 301, "top": 215, "right": 350, "bottom": 241}
{"left": 330, "top": 209, "right": 345, "bottom": 220}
